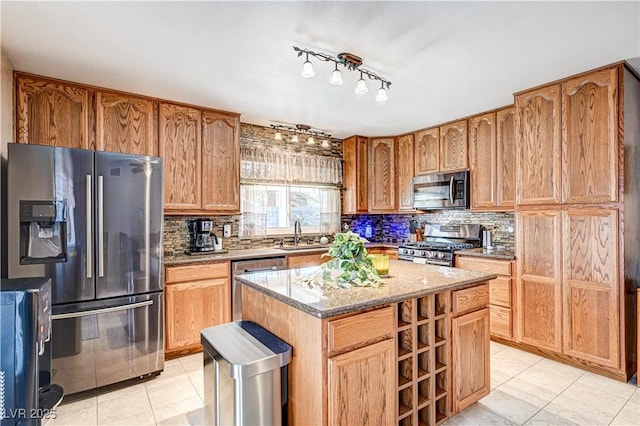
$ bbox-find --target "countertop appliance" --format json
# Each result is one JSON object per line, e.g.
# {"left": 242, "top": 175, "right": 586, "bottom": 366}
{"left": 7, "top": 143, "right": 164, "bottom": 395}
{"left": 185, "top": 219, "right": 223, "bottom": 254}
{"left": 397, "top": 223, "right": 481, "bottom": 266}
{"left": 231, "top": 257, "right": 287, "bottom": 321}
{"left": 1, "top": 277, "right": 63, "bottom": 425}
{"left": 413, "top": 171, "right": 470, "bottom": 210}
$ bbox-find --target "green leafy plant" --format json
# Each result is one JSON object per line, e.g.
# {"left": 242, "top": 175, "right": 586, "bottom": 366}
{"left": 296, "top": 231, "right": 385, "bottom": 289}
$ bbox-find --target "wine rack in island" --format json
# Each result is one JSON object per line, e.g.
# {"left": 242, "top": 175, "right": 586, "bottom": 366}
{"left": 396, "top": 284, "right": 490, "bottom": 426}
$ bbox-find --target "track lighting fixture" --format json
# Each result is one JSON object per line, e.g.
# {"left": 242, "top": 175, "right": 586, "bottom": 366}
{"left": 375, "top": 81, "right": 389, "bottom": 102}
{"left": 330, "top": 62, "right": 343, "bottom": 86}
{"left": 301, "top": 52, "right": 315, "bottom": 78}
{"left": 270, "top": 123, "right": 332, "bottom": 145}
{"left": 293, "top": 46, "right": 391, "bottom": 102}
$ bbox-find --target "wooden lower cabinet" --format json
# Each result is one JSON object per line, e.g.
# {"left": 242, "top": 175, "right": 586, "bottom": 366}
{"left": 456, "top": 256, "right": 515, "bottom": 340}
{"left": 165, "top": 261, "right": 230, "bottom": 358}
{"left": 562, "top": 208, "right": 619, "bottom": 369}
{"left": 327, "top": 339, "right": 395, "bottom": 425}
{"left": 452, "top": 308, "right": 490, "bottom": 413}
{"left": 512, "top": 208, "right": 631, "bottom": 380}
{"left": 516, "top": 210, "right": 563, "bottom": 352}
{"left": 287, "top": 252, "right": 326, "bottom": 268}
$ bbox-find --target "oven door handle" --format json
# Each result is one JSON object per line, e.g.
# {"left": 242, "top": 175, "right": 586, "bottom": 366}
{"left": 52, "top": 300, "right": 153, "bottom": 320}
{"left": 449, "top": 176, "right": 455, "bottom": 204}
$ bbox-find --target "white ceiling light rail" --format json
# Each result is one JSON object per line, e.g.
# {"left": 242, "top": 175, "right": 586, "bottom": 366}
{"left": 293, "top": 46, "right": 391, "bottom": 102}
{"left": 270, "top": 123, "right": 332, "bottom": 147}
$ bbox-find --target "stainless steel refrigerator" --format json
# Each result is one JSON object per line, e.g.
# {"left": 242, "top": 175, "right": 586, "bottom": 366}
{"left": 7, "top": 143, "right": 164, "bottom": 395}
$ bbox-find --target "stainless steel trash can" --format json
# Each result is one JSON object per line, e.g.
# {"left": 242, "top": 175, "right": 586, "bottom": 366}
{"left": 201, "top": 320, "right": 292, "bottom": 426}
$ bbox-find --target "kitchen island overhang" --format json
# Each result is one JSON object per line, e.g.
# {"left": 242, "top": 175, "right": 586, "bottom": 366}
{"left": 238, "top": 259, "right": 496, "bottom": 426}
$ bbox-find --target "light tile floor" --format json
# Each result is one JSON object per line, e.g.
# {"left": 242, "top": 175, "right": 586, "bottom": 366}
{"left": 50, "top": 341, "right": 639, "bottom": 425}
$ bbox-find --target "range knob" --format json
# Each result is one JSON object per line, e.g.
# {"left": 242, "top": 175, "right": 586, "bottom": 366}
{"left": 437, "top": 252, "right": 445, "bottom": 259}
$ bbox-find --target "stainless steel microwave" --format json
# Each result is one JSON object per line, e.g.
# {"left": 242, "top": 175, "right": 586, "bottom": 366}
{"left": 413, "top": 171, "right": 470, "bottom": 210}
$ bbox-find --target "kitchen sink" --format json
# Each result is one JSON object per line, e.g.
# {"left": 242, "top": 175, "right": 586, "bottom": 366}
{"left": 275, "top": 245, "right": 329, "bottom": 251}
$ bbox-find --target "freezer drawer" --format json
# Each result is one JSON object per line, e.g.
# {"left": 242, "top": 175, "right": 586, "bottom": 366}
{"left": 50, "top": 292, "right": 164, "bottom": 395}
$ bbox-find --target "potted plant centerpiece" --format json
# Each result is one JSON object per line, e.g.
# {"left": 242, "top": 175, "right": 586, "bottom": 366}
{"left": 296, "top": 231, "right": 385, "bottom": 289}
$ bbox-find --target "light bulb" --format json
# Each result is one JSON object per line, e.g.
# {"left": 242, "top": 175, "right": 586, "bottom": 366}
{"left": 307, "top": 136, "right": 315, "bottom": 145}
{"left": 330, "top": 66, "right": 343, "bottom": 85}
{"left": 291, "top": 135, "right": 299, "bottom": 143}
{"left": 376, "top": 87, "right": 388, "bottom": 102}
{"left": 301, "top": 60, "right": 315, "bottom": 78}
{"left": 321, "top": 139, "right": 330, "bottom": 148}
{"left": 355, "top": 75, "right": 368, "bottom": 94}
{"left": 274, "top": 131, "right": 282, "bottom": 141}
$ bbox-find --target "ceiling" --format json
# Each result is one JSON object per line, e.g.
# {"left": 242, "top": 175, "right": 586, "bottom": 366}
{"left": 2, "top": 1, "right": 639, "bottom": 139}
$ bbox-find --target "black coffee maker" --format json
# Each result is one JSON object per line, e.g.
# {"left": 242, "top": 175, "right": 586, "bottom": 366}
{"left": 186, "top": 219, "right": 221, "bottom": 254}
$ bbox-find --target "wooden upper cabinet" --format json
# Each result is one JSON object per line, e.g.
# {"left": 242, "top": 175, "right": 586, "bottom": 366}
{"left": 159, "top": 103, "right": 202, "bottom": 211}
{"left": 469, "top": 112, "right": 496, "bottom": 209}
{"left": 516, "top": 210, "right": 563, "bottom": 352}
{"left": 15, "top": 74, "right": 90, "bottom": 149}
{"left": 369, "top": 138, "right": 396, "bottom": 212}
{"left": 201, "top": 111, "right": 240, "bottom": 212}
{"left": 516, "top": 84, "right": 562, "bottom": 206}
{"left": 440, "top": 120, "right": 468, "bottom": 172}
{"left": 415, "top": 127, "right": 440, "bottom": 175}
{"left": 342, "top": 136, "right": 368, "bottom": 214}
{"left": 496, "top": 107, "right": 516, "bottom": 208}
{"left": 562, "top": 68, "right": 618, "bottom": 204}
{"left": 396, "top": 134, "right": 415, "bottom": 212}
{"left": 96, "top": 92, "right": 157, "bottom": 156}
{"left": 562, "top": 208, "right": 619, "bottom": 368}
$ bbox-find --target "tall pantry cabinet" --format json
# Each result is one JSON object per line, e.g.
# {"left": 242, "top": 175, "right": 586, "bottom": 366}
{"left": 514, "top": 63, "right": 639, "bottom": 381}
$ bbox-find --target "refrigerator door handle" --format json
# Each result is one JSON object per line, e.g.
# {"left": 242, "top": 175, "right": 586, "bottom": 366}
{"left": 98, "top": 175, "right": 105, "bottom": 278}
{"left": 86, "top": 175, "right": 93, "bottom": 279}
{"left": 52, "top": 300, "right": 154, "bottom": 320}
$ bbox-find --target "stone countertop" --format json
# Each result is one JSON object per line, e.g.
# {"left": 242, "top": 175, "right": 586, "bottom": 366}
{"left": 163, "top": 243, "right": 399, "bottom": 266}
{"left": 454, "top": 247, "right": 516, "bottom": 260}
{"left": 236, "top": 259, "right": 496, "bottom": 319}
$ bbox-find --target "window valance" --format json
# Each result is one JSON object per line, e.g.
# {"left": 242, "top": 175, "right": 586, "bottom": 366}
{"left": 240, "top": 146, "right": 342, "bottom": 186}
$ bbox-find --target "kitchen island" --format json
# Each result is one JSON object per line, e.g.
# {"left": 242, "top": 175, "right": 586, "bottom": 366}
{"left": 237, "top": 260, "right": 496, "bottom": 426}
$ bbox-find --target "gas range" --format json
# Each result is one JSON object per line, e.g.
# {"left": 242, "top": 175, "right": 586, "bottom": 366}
{"left": 397, "top": 224, "right": 481, "bottom": 267}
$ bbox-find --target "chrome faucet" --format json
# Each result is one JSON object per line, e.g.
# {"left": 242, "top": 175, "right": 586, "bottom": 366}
{"left": 294, "top": 218, "right": 302, "bottom": 246}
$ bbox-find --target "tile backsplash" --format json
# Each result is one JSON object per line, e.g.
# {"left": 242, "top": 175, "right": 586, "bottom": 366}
{"left": 165, "top": 210, "right": 515, "bottom": 256}
{"left": 341, "top": 211, "right": 515, "bottom": 252}
{"left": 163, "top": 215, "right": 325, "bottom": 256}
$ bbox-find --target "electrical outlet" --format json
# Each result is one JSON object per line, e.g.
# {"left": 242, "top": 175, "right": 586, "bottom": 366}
{"left": 223, "top": 224, "right": 231, "bottom": 238}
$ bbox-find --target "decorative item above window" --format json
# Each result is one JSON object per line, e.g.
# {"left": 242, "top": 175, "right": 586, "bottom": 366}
{"left": 270, "top": 123, "right": 332, "bottom": 147}
{"left": 240, "top": 146, "right": 342, "bottom": 186}
{"left": 293, "top": 45, "right": 391, "bottom": 102}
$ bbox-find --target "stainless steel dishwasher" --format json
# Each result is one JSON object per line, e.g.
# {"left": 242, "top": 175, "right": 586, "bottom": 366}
{"left": 232, "top": 257, "right": 287, "bottom": 320}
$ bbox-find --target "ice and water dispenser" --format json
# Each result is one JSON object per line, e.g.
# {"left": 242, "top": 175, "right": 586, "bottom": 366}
{"left": 19, "top": 200, "right": 67, "bottom": 265}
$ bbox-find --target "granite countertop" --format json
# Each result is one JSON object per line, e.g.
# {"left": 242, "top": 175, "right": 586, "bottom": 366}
{"left": 163, "top": 243, "right": 399, "bottom": 266}
{"left": 236, "top": 259, "right": 496, "bottom": 319}
{"left": 454, "top": 247, "right": 516, "bottom": 260}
